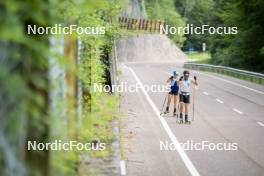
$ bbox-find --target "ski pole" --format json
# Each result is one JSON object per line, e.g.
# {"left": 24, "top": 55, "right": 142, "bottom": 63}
{"left": 160, "top": 93, "right": 168, "bottom": 115}
{"left": 192, "top": 75, "right": 198, "bottom": 121}
{"left": 192, "top": 85, "right": 197, "bottom": 121}
{"left": 177, "top": 100, "right": 180, "bottom": 121}
{"left": 192, "top": 90, "right": 195, "bottom": 121}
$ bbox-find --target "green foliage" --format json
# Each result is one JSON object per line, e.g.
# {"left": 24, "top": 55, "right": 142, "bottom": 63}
{"left": 145, "top": 0, "right": 186, "bottom": 46}
{"left": 186, "top": 51, "right": 211, "bottom": 63}
{"left": 1, "top": 0, "right": 54, "bottom": 175}
{"left": 174, "top": 0, "right": 264, "bottom": 72}
{"left": 174, "top": 0, "right": 215, "bottom": 51}
{"left": 209, "top": 0, "right": 264, "bottom": 72}
{"left": 1, "top": 0, "right": 123, "bottom": 175}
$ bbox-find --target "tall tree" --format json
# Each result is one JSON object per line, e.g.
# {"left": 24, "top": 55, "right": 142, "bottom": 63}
{"left": 174, "top": 0, "right": 214, "bottom": 51}
{"left": 210, "top": 0, "right": 264, "bottom": 72}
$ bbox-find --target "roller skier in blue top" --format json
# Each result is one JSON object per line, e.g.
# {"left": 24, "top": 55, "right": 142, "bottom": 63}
{"left": 164, "top": 71, "right": 180, "bottom": 116}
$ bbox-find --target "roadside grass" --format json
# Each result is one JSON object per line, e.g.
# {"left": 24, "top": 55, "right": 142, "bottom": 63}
{"left": 80, "top": 93, "right": 119, "bottom": 158}
{"left": 185, "top": 52, "right": 211, "bottom": 64}
{"left": 50, "top": 93, "right": 119, "bottom": 176}
{"left": 78, "top": 93, "right": 121, "bottom": 175}
{"left": 118, "top": 106, "right": 126, "bottom": 160}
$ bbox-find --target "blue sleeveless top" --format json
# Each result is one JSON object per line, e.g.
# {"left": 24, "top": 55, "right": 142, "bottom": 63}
{"left": 171, "top": 79, "right": 179, "bottom": 92}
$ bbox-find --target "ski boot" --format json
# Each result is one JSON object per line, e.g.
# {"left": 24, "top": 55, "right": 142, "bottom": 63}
{"left": 164, "top": 107, "right": 169, "bottom": 114}
{"left": 185, "top": 115, "right": 191, "bottom": 124}
{"left": 179, "top": 113, "right": 184, "bottom": 124}
{"left": 173, "top": 108, "right": 177, "bottom": 117}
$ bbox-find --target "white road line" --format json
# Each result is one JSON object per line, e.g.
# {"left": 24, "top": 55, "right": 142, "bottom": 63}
{"left": 120, "top": 160, "right": 126, "bottom": 175}
{"left": 232, "top": 108, "right": 244, "bottom": 115}
{"left": 197, "top": 71, "right": 264, "bottom": 95}
{"left": 203, "top": 91, "right": 209, "bottom": 95}
{"left": 257, "top": 122, "right": 264, "bottom": 127}
{"left": 215, "top": 98, "right": 224, "bottom": 104}
{"left": 125, "top": 65, "right": 200, "bottom": 176}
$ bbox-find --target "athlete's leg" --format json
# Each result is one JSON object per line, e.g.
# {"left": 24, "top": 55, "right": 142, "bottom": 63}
{"left": 165, "top": 93, "right": 172, "bottom": 113}
{"left": 173, "top": 95, "right": 178, "bottom": 109}
{"left": 185, "top": 103, "right": 189, "bottom": 121}
{"left": 173, "top": 95, "right": 178, "bottom": 115}
{"left": 184, "top": 95, "right": 190, "bottom": 122}
{"left": 179, "top": 94, "right": 184, "bottom": 119}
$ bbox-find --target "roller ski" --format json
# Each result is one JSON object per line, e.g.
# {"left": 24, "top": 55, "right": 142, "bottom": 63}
{"left": 161, "top": 107, "right": 171, "bottom": 118}
{"left": 178, "top": 118, "right": 184, "bottom": 124}
{"left": 185, "top": 121, "right": 191, "bottom": 124}
{"left": 177, "top": 113, "right": 191, "bottom": 125}
{"left": 164, "top": 107, "right": 170, "bottom": 115}
{"left": 183, "top": 114, "right": 190, "bottom": 124}
{"left": 185, "top": 116, "right": 191, "bottom": 125}
{"left": 177, "top": 113, "right": 184, "bottom": 124}
{"left": 176, "top": 113, "right": 191, "bottom": 124}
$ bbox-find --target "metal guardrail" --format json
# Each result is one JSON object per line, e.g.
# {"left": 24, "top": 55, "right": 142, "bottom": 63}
{"left": 184, "top": 62, "right": 264, "bottom": 85}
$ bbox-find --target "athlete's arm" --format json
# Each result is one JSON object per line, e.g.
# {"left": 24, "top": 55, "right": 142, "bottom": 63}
{"left": 166, "top": 76, "right": 173, "bottom": 84}
{"left": 191, "top": 76, "right": 198, "bottom": 86}
{"left": 179, "top": 76, "right": 183, "bottom": 81}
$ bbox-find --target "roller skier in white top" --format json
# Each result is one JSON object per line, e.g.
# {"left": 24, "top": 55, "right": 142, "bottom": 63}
{"left": 178, "top": 70, "right": 198, "bottom": 124}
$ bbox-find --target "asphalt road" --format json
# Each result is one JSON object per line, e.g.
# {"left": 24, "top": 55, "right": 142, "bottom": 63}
{"left": 120, "top": 62, "right": 264, "bottom": 176}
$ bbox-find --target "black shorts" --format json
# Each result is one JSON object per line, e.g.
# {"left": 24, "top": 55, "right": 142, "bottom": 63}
{"left": 169, "top": 90, "right": 179, "bottom": 95}
{"left": 180, "top": 94, "right": 190, "bottom": 103}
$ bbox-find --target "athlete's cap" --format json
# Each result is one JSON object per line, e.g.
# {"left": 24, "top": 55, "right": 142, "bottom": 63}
{"left": 173, "top": 71, "right": 179, "bottom": 76}
{"left": 183, "top": 70, "right": 190, "bottom": 75}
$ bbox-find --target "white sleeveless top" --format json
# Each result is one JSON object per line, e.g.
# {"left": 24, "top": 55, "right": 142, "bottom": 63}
{"left": 179, "top": 79, "right": 191, "bottom": 93}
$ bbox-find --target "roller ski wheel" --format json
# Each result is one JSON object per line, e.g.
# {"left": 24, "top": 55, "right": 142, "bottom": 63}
{"left": 164, "top": 110, "right": 169, "bottom": 114}
{"left": 185, "top": 120, "right": 191, "bottom": 125}
{"left": 179, "top": 119, "right": 184, "bottom": 124}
